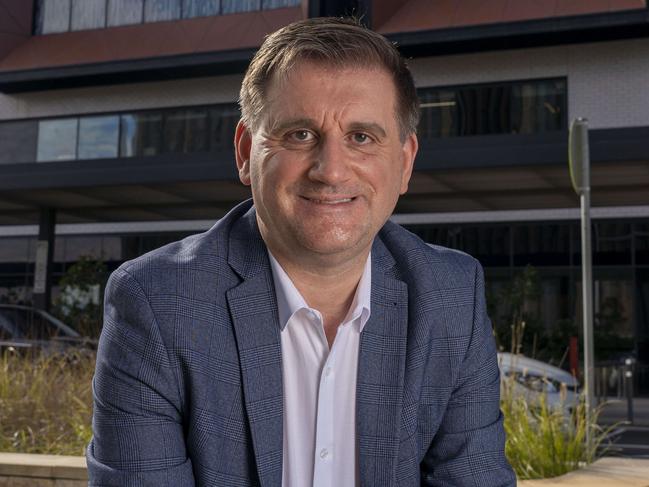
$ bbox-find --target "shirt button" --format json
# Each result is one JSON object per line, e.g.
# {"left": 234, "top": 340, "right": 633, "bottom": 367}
{"left": 324, "top": 367, "right": 332, "bottom": 377}
{"left": 320, "top": 448, "right": 329, "bottom": 459}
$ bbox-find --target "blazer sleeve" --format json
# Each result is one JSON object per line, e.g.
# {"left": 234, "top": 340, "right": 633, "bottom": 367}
{"left": 420, "top": 260, "right": 517, "bottom": 487}
{"left": 87, "top": 267, "right": 196, "bottom": 486}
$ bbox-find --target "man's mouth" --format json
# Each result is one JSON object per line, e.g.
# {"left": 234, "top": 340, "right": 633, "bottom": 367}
{"left": 304, "top": 197, "right": 355, "bottom": 204}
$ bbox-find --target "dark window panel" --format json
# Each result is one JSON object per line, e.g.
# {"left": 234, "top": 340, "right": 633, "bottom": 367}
{"left": 418, "top": 78, "right": 566, "bottom": 139}
{"left": 107, "top": 0, "right": 144, "bottom": 26}
{"left": 120, "top": 113, "right": 163, "bottom": 157}
{"left": 78, "top": 116, "right": 120, "bottom": 159}
{"left": 144, "top": 0, "right": 181, "bottom": 22}
{"left": 222, "top": 0, "right": 260, "bottom": 14}
{"left": 0, "top": 121, "right": 38, "bottom": 164}
{"left": 635, "top": 223, "right": 649, "bottom": 266}
{"left": 71, "top": 0, "right": 107, "bottom": 31}
{"left": 592, "top": 222, "right": 632, "bottom": 266}
{"left": 513, "top": 224, "right": 570, "bottom": 266}
{"left": 209, "top": 105, "right": 239, "bottom": 152}
{"left": 182, "top": 0, "right": 220, "bottom": 17}
{"left": 163, "top": 109, "right": 209, "bottom": 153}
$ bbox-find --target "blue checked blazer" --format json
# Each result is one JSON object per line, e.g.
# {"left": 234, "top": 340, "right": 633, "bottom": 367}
{"left": 87, "top": 199, "right": 516, "bottom": 487}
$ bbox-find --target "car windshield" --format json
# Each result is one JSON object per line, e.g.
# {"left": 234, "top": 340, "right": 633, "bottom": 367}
{"left": 0, "top": 308, "right": 66, "bottom": 340}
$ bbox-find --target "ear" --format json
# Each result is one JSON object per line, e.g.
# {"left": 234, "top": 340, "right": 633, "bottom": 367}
{"left": 235, "top": 120, "right": 253, "bottom": 186}
{"left": 399, "top": 133, "right": 418, "bottom": 194}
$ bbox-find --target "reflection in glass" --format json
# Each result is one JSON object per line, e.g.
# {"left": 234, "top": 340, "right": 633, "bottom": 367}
{"left": 144, "top": 0, "right": 181, "bottom": 22}
{"left": 209, "top": 105, "right": 239, "bottom": 151}
{"left": 38, "top": 0, "right": 72, "bottom": 34}
{"left": 71, "top": 0, "right": 107, "bottom": 31}
{"left": 182, "top": 0, "right": 220, "bottom": 17}
{"left": 120, "top": 113, "right": 163, "bottom": 157}
{"left": 37, "top": 119, "right": 78, "bottom": 162}
{"left": 419, "top": 90, "right": 457, "bottom": 139}
{"left": 78, "top": 116, "right": 119, "bottom": 159}
{"left": 418, "top": 79, "right": 566, "bottom": 138}
{"left": 222, "top": 0, "right": 260, "bottom": 14}
{"left": 262, "top": 0, "right": 300, "bottom": 8}
{"left": 163, "top": 109, "right": 209, "bottom": 153}
{"left": 107, "top": 0, "right": 144, "bottom": 26}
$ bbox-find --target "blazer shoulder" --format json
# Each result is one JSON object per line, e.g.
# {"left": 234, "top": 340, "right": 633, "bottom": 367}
{"left": 379, "top": 220, "right": 481, "bottom": 286}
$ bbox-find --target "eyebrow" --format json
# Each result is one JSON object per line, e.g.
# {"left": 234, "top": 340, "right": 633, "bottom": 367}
{"left": 267, "top": 118, "right": 317, "bottom": 135}
{"left": 347, "top": 122, "right": 387, "bottom": 139}
{"left": 268, "top": 118, "right": 388, "bottom": 138}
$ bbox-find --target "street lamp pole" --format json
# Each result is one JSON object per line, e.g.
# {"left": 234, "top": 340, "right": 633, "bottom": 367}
{"left": 569, "top": 118, "right": 595, "bottom": 447}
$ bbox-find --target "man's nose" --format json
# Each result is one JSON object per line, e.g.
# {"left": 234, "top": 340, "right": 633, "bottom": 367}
{"left": 308, "top": 136, "right": 352, "bottom": 185}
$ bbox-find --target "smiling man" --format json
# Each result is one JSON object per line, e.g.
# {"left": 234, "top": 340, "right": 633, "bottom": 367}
{"left": 88, "top": 18, "right": 516, "bottom": 487}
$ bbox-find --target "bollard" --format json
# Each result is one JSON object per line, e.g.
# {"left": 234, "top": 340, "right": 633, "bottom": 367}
{"left": 624, "top": 357, "right": 634, "bottom": 424}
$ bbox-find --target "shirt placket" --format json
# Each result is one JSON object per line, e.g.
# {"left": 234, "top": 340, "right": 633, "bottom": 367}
{"left": 312, "top": 327, "right": 338, "bottom": 487}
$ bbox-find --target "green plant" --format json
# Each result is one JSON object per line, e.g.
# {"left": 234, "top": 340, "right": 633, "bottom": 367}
{"left": 53, "top": 256, "right": 108, "bottom": 338}
{"left": 0, "top": 349, "right": 95, "bottom": 455}
{"left": 501, "top": 368, "right": 613, "bottom": 480}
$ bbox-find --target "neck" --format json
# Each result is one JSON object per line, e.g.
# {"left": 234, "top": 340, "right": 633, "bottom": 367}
{"left": 270, "top": 247, "right": 369, "bottom": 344}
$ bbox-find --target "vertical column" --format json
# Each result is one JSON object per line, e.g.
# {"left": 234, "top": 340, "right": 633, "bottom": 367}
{"left": 33, "top": 207, "right": 56, "bottom": 312}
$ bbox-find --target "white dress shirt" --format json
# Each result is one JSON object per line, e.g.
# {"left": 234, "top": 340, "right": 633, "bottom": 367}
{"left": 268, "top": 252, "right": 371, "bottom": 487}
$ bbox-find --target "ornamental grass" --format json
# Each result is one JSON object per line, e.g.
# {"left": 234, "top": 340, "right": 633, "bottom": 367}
{"left": 501, "top": 375, "right": 614, "bottom": 480}
{"left": 0, "top": 349, "right": 94, "bottom": 455}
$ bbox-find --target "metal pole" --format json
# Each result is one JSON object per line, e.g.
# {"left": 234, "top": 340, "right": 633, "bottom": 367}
{"left": 581, "top": 185, "right": 595, "bottom": 444}
{"left": 625, "top": 357, "right": 634, "bottom": 424}
{"left": 569, "top": 118, "right": 595, "bottom": 447}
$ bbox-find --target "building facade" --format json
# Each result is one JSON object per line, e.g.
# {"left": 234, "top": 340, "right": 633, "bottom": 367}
{"left": 1, "top": 0, "right": 648, "bottom": 392}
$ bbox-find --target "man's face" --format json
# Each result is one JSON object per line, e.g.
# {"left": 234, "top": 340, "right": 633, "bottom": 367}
{"left": 235, "top": 61, "right": 418, "bottom": 266}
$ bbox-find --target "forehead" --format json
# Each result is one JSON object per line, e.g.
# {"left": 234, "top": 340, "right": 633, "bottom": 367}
{"left": 262, "top": 61, "right": 398, "bottom": 127}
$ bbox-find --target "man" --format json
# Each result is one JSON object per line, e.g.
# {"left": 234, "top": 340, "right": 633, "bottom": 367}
{"left": 87, "top": 17, "right": 516, "bottom": 487}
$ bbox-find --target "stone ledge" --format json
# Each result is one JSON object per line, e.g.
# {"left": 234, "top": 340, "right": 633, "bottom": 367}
{"left": 0, "top": 453, "right": 87, "bottom": 480}
{"left": 519, "top": 457, "right": 649, "bottom": 487}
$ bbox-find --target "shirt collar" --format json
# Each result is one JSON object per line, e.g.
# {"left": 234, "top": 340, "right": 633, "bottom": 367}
{"left": 268, "top": 251, "right": 372, "bottom": 332}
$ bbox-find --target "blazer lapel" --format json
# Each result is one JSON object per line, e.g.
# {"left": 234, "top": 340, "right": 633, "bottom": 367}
{"left": 357, "top": 240, "right": 409, "bottom": 487}
{"left": 226, "top": 207, "right": 283, "bottom": 487}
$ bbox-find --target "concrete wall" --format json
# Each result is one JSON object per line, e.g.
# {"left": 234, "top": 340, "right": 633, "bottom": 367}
{"left": 410, "top": 37, "right": 649, "bottom": 130}
{"left": 0, "top": 74, "right": 243, "bottom": 121}
{"left": 0, "top": 453, "right": 86, "bottom": 487}
{"left": 1, "top": 37, "right": 648, "bottom": 130}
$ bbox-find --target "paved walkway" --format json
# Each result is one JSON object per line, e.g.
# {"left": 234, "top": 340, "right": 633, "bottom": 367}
{"left": 519, "top": 457, "right": 649, "bottom": 486}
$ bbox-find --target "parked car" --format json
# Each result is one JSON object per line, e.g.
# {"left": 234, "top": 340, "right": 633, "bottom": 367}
{"left": 497, "top": 352, "right": 580, "bottom": 410}
{"left": 0, "top": 304, "right": 96, "bottom": 355}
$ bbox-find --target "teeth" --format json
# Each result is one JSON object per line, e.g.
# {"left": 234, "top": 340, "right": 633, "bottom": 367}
{"left": 310, "top": 198, "right": 352, "bottom": 204}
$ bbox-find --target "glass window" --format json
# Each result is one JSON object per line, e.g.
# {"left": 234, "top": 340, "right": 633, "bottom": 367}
{"left": 419, "top": 90, "right": 457, "bottom": 139}
{"left": 71, "top": 0, "right": 106, "bottom": 31}
{"left": 418, "top": 79, "right": 566, "bottom": 138}
{"left": 78, "top": 116, "right": 120, "bottom": 159}
{"left": 38, "top": 0, "right": 72, "bottom": 34}
{"left": 0, "top": 121, "right": 38, "bottom": 164}
{"left": 144, "top": 0, "right": 181, "bottom": 22}
{"left": 635, "top": 222, "right": 649, "bottom": 266}
{"left": 107, "top": 0, "right": 144, "bottom": 26}
{"left": 209, "top": 105, "right": 239, "bottom": 151}
{"left": 222, "top": 0, "right": 260, "bottom": 14}
{"left": 591, "top": 222, "right": 632, "bottom": 266}
{"left": 37, "top": 119, "right": 78, "bottom": 162}
{"left": 513, "top": 224, "right": 570, "bottom": 266}
{"left": 163, "top": 109, "right": 209, "bottom": 153}
{"left": 120, "top": 113, "right": 163, "bottom": 157}
{"left": 182, "top": 0, "right": 220, "bottom": 17}
{"left": 511, "top": 80, "right": 566, "bottom": 134}
{"left": 262, "top": 0, "right": 300, "bottom": 8}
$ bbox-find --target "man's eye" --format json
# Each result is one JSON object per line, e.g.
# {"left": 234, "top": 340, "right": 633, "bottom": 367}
{"left": 351, "top": 133, "right": 371, "bottom": 144}
{"left": 288, "top": 130, "right": 314, "bottom": 142}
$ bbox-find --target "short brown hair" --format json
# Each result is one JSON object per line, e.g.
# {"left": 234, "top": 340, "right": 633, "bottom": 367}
{"left": 239, "top": 17, "right": 419, "bottom": 140}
